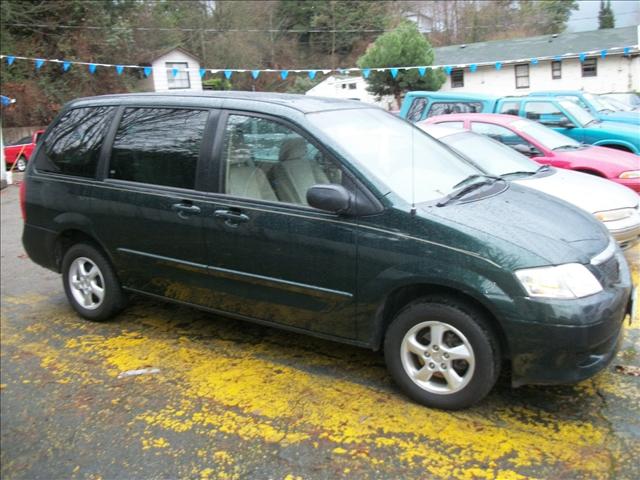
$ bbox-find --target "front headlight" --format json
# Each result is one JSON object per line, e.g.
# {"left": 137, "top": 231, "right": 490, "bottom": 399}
{"left": 619, "top": 170, "right": 640, "bottom": 179}
{"left": 515, "top": 263, "right": 602, "bottom": 299}
{"left": 594, "top": 208, "right": 636, "bottom": 222}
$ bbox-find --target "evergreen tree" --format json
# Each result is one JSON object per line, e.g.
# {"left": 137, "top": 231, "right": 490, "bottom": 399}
{"left": 598, "top": 0, "right": 615, "bottom": 29}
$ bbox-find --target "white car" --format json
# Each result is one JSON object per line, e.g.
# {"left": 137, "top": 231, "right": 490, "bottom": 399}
{"left": 419, "top": 123, "right": 640, "bottom": 251}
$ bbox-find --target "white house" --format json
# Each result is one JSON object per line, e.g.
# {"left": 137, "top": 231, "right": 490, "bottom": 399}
{"left": 433, "top": 25, "right": 640, "bottom": 95}
{"left": 305, "top": 75, "right": 397, "bottom": 110}
{"left": 141, "top": 47, "right": 202, "bottom": 92}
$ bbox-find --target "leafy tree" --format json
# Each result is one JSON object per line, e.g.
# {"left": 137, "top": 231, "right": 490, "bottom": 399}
{"left": 598, "top": 0, "right": 615, "bottom": 29}
{"left": 357, "top": 22, "right": 445, "bottom": 107}
{"left": 519, "top": 0, "right": 578, "bottom": 34}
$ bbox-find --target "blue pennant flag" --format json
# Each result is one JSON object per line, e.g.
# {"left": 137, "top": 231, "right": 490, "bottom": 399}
{"left": 1, "top": 95, "right": 13, "bottom": 106}
{"left": 224, "top": 70, "right": 232, "bottom": 79}
{"left": 444, "top": 66, "right": 452, "bottom": 75}
{"left": 362, "top": 68, "right": 370, "bottom": 79}
{"left": 308, "top": 70, "right": 317, "bottom": 80}
{"left": 554, "top": 55, "right": 562, "bottom": 62}
{"left": 7, "top": 55, "right": 15, "bottom": 66}
{"left": 251, "top": 70, "right": 260, "bottom": 80}
{"left": 171, "top": 68, "right": 178, "bottom": 78}
{"left": 200, "top": 68, "right": 206, "bottom": 78}
{"left": 116, "top": 65, "right": 124, "bottom": 75}
{"left": 531, "top": 58, "right": 538, "bottom": 65}
{"left": 88, "top": 64, "right": 97, "bottom": 74}
{"left": 63, "top": 61, "right": 71, "bottom": 72}
{"left": 495, "top": 62, "right": 502, "bottom": 71}
{"left": 623, "top": 47, "right": 630, "bottom": 56}
{"left": 579, "top": 52, "right": 586, "bottom": 62}
{"left": 35, "top": 59, "right": 44, "bottom": 70}
{"left": 390, "top": 68, "right": 399, "bottom": 79}
{"left": 469, "top": 64, "right": 478, "bottom": 72}
{"left": 143, "top": 66, "right": 152, "bottom": 77}
{"left": 418, "top": 67, "right": 426, "bottom": 76}
{"left": 280, "top": 70, "right": 289, "bottom": 80}
{"left": 600, "top": 49, "right": 607, "bottom": 59}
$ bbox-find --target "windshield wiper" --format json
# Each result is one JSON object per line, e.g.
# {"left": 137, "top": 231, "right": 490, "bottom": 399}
{"left": 552, "top": 144, "right": 582, "bottom": 151}
{"left": 536, "top": 164, "right": 551, "bottom": 173}
{"left": 437, "top": 177, "right": 503, "bottom": 207}
{"left": 452, "top": 174, "right": 501, "bottom": 189}
{"left": 501, "top": 170, "right": 537, "bottom": 178}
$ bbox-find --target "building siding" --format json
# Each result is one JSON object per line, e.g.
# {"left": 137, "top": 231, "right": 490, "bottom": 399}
{"left": 149, "top": 50, "right": 202, "bottom": 92}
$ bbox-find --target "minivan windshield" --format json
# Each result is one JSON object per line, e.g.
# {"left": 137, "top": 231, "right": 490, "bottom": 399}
{"left": 560, "top": 100, "right": 597, "bottom": 126}
{"left": 442, "top": 131, "right": 539, "bottom": 177}
{"left": 307, "top": 109, "right": 481, "bottom": 203}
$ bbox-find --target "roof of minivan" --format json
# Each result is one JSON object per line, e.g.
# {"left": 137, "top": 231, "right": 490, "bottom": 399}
{"left": 67, "top": 91, "right": 373, "bottom": 114}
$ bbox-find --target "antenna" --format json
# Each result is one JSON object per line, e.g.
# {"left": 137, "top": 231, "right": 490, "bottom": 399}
{"left": 410, "top": 122, "right": 417, "bottom": 216}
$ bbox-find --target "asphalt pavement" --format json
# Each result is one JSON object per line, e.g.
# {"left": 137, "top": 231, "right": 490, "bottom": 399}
{"left": 1, "top": 174, "right": 639, "bottom": 480}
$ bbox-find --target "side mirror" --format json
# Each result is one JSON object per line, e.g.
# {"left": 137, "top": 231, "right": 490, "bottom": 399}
{"left": 558, "top": 119, "right": 575, "bottom": 129}
{"left": 307, "top": 184, "right": 352, "bottom": 214}
{"left": 512, "top": 144, "right": 542, "bottom": 157}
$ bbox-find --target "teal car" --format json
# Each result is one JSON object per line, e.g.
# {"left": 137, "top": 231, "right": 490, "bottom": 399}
{"left": 400, "top": 92, "right": 640, "bottom": 154}
{"left": 529, "top": 91, "right": 640, "bottom": 126}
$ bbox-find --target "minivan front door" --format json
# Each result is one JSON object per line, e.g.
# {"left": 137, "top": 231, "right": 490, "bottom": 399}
{"left": 201, "top": 112, "right": 358, "bottom": 339}
{"left": 92, "top": 107, "right": 214, "bottom": 304}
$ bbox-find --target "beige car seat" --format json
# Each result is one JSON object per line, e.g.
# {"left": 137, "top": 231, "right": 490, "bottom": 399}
{"left": 271, "top": 137, "right": 329, "bottom": 204}
{"left": 225, "top": 130, "right": 277, "bottom": 201}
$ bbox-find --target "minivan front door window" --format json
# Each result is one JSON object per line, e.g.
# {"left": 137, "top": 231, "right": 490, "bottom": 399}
{"left": 222, "top": 114, "right": 342, "bottom": 205}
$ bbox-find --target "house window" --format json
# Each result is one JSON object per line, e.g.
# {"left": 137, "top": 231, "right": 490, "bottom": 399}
{"left": 551, "top": 61, "right": 562, "bottom": 79}
{"left": 582, "top": 58, "right": 597, "bottom": 77}
{"left": 166, "top": 62, "right": 191, "bottom": 89}
{"left": 515, "top": 64, "right": 529, "bottom": 89}
{"left": 451, "top": 69, "right": 464, "bottom": 88}
{"left": 348, "top": 83, "right": 357, "bottom": 90}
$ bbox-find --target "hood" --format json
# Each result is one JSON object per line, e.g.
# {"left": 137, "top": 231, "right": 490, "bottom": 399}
{"left": 513, "top": 168, "right": 639, "bottom": 214}
{"left": 560, "top": 145, "right": 640, "bottom": 175}
{"left": 420, "top": 183, "right": 610, "bottom": 268}
{"left": 591, "top": 120, "right": 640, "bottom": 139}
{"left": 601, "top": 111, "right": 640, "bottom": 125}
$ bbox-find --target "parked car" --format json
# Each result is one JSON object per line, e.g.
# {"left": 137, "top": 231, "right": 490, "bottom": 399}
{"left": 421, "top": 113, "right": 640, "bottom": 194}
{"left": 417, "top": 122, "right": 640, "bottom": 250}
{"left": 529, "top": 91, "right": 640, "bottom": 125}
{"left": 3, "top": 130, "right": 44, "bottom": 172}
{"left": 599, "top": 95, "right": 636, "bottom": 112}
{"left": 22, "top": 93, "right": 633, "bottom": 410}
{"left": 601, "top": 93, "right": 640, "bottom": 112}
{"left": 400, "top": 92, "right": 640, "bottom": 153}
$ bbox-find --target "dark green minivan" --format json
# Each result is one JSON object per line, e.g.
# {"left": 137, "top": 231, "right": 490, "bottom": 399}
{"left": 22, "top": 92, "right": 634, "bottom": 409}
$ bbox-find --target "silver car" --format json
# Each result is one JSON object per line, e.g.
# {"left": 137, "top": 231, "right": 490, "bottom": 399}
{"left": 419, "top": 124, "right": 640, "bottom": 251}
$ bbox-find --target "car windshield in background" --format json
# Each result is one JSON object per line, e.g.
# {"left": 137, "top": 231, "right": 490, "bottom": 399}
{"left": 509, "top": 118, "right": 581, "bottom": 150}
{"left": 583, "top": 93, "right": 614, "bottom": 113}
{"left": 560, "top": 100, "right": 596, "bottom": 126}
{"left": 443, "top": 131, "right": 539, "bottom": 177}
{"left": 600, "top": 96, "right": 632, "bottom": 111}
{"left": 308, "top": 109, "right": 480, "bottom": 203}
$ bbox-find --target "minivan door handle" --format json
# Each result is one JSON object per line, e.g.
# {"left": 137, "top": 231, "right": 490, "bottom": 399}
{"left": 214, "top": 209, "right": 250, "bottom": 227}
{"left": 171, "top": 202, "right": 201, "bottom": 219}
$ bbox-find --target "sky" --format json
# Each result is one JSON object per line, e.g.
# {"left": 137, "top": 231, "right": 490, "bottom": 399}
{"left": 566, "top": 0, "right": 640, "bottom": 32}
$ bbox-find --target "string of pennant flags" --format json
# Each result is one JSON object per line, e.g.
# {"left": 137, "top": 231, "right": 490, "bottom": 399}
{"left": 0, "top": 44, "right": 636, "bottom": 81}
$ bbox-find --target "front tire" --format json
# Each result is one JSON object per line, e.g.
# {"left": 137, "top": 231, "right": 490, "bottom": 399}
{"left": 61, "top": 243, "right": 126, "bottom": 321}
{"left": 384, "top": 296, "right": 500, "bottom": 410}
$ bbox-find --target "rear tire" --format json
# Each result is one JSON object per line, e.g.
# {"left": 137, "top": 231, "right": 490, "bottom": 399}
{"left": 61, "top": 243, "right": 126, "bottom": 321}
{"left": 384, "top": 296, "right": 500, "bottom": 410}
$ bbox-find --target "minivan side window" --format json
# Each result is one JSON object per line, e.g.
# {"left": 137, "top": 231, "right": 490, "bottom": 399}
{"left": 222, "top": 114, "right": 342, "bottom": 205}
{"left": 36, "top": 106, "right": 115, "bottom": 178}
{"left": 427, "top": 102, "right": 483, "bottom": 117}
{"left": 109, "top": 108, "right": 208, "bottom": 190}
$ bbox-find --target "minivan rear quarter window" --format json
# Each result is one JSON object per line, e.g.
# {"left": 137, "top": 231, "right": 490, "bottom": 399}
{"left": 109, "top": 108, "right": 208, "bottom": 189}
{"left": 36, "top": 106, "right": 115, "bottom": 178}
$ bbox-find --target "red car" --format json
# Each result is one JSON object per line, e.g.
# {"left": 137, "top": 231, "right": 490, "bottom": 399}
{"left": 421, "top": 113, "right": 640, "bottom": 193}
{"left": 3, "top": 130, "right": 44, "bottom": 172}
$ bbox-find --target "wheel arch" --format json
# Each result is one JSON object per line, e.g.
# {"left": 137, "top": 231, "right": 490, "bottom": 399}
{"left": 371, "top": 283, "right": 510, "bottom": 358}
{"left": 54, "top": 228, "right": 114, "bottom": 273}
{"left": 592, "top": 140, "right": 637, "bottom": 154}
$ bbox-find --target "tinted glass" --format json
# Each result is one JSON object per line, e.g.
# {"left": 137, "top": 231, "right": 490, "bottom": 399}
{"left": 223, "top": 114, "right": 341, "bottom": 205}
{"left": 427, "top": 102, "right": 483, "bottom": 117}
{"left": 308, "top": 108, "right": 480, "bottom": 203}
{"left": 37, "top": 106, "right": 115, "bottom": 178}
{"left": 109, "top": 108, "right": 208, "bottom": 189}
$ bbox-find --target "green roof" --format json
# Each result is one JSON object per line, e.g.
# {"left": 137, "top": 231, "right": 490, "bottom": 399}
{"left": 433, "top": 26, "right": 638, "bottom": 65}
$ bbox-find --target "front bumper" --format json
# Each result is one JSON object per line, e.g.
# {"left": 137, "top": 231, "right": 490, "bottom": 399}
{"left": 609, "top": 223, "right": 640, "bottom": 251}
{"left": 503, "top": 254, "right": 633, "bottom": 387}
